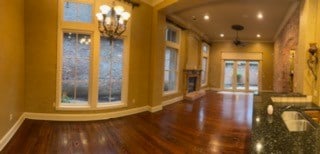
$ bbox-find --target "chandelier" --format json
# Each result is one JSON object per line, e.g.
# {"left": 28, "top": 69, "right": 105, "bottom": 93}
{"left": 96, "top": 1, "right": 138, "bottom": 41}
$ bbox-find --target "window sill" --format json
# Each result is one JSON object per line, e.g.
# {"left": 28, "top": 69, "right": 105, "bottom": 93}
{"left": 163, "top": 90, "right": 178, "bottom": 96}
{"left": 56, "top": 104, "right": 91, "bottom": 111}
{"left": 56, "top": 102, "right": 127, "bottom": 111}
{"left": 97, "top": 102, "right": 127, "bottom": 110}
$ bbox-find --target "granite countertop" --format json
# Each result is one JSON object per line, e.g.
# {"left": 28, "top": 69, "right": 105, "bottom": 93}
{"left": 251, "top": 92, "right": 320, "bottom": 153}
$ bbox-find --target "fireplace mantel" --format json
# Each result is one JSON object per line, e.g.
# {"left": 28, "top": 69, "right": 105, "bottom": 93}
{"left": 183, "top": 69, "right": 202, "bottom": 74}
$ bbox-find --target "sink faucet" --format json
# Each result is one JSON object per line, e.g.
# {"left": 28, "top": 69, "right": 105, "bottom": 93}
{"left": 282, "top": 105, "right": 293, "bottom": 110}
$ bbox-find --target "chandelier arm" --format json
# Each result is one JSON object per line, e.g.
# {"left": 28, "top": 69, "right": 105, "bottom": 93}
{"left": 98, "top": 21, "right": 106, "bottom": 35}
{"left": 101, "top": 14, "right": 110, "bottom": 37}
{"left": 102, "top": 23, "right": 109, "bottom": 35}
{"left": 113, "top": 15, "right": 121, "bottom": 37}
{"left": 116, "top": 27, "right": 126, "bottom": 36}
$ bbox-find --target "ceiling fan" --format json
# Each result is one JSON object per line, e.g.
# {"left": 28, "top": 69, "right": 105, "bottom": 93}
{"left": 231, "top": 24, "right": 247, "bottom": 47}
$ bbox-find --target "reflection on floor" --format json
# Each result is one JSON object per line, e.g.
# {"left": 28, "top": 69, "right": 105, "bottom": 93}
{"left": 2, "top": 91, "right": 253, "bottom": 153}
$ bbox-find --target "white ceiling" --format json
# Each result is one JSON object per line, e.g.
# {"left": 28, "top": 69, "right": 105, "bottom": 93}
{"left": 163, "top": 0, "right": 299, "bottom": 42}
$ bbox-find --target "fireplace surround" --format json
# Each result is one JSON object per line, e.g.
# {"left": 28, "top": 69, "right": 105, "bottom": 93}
{"left": 184, "top": 69, "right": 205, "bottom": 101}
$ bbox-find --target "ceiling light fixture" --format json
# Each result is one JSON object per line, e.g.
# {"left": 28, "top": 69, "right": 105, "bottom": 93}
{"left": 257, "top": 34, "right": 261, "bottom": 38}
{"left": 257, "top": 12, "right": 263, "bottom": 19}
{"left": 204, "top": 15, "right": 210, "bottom": 20}
{"left": 96, "top": 1, "right": 139, "bottom": 43}
{"left": 220, "top": 33, "right": 224, "bottom": 37}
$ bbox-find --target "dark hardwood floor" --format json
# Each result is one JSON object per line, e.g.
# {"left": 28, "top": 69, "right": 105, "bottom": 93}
{"left": 1, "top": 91, "right": 253, "bottom": 154}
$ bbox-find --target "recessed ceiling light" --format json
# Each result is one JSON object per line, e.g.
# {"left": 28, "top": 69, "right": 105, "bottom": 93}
{"left": 257, "top": 13, "right": 263, "bottom": 19}
{"left": 220, "top": 33, "right": 224, "bottom": 37}
{"left": 204, "top": 15, "right": 210, "bottom": 20}
{"left": 257, "top": 34, "right": 261, "bottom": 38}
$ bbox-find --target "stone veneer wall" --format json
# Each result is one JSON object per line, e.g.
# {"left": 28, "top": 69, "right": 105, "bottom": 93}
{"left": 273, "top": 7, "right": 300, "bottom": 92}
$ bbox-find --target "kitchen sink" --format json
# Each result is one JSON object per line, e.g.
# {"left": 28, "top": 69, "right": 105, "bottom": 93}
{"left": 283, "top": 119, "right": 315, "bottom": 131}
{"left": 281, "top": 111, "right": 305, "bottom": 121}
{"left": 281, "top": 111, "right": 315, "bottom": 132}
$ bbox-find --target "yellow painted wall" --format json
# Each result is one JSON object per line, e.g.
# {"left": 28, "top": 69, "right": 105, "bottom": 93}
{"left": 0, "top": 0, "right": 25, "bottom": 139}
{"left": 295, "top": 0, "right": 320, "bottom": 105}
{"left": 209, "top": 42, "right": 274, "bottom": 91}
{"left": 185, "top": 32, "right": 201, "bottom": 70}
{"left": 24, "top": 0, "right": 58, "bottom": 113}
{"left": 24, "top": 0, "right": 153, "bottom": 113}
{"left": 149, "top": 0, "right": 181, "bottom": 107}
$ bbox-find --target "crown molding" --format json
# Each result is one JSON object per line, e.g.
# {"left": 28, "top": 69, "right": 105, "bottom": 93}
{"left": 167, "top": 15, "right": 211, "bottom": 43}
{"left": 140, "top": 0, "right": 164, "bottom": 6}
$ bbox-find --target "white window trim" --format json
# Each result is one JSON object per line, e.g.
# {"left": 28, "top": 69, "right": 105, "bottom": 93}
{"left": 96, "top": 36, "right": 130, "bottom": 109}
{"left": 201, "top": 42, "right": 209, "bottom": 87}
{"left": 57, "top": 30, "right": 94, "bottom": 110}
{"left": 56, "top": 0, "right": 131, "bottom": 110}
{"left": 163, "top": 23, "right": 181, "bottom": 96}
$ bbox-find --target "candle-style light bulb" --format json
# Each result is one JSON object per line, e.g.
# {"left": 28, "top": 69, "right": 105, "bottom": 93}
{"left": 96, "top": 13, "right": 103, "bottom": 21}
{"left": 121, "top": 12, "right": 131, "bottom": 20}
{"left": 114, "top": 5, "right": 124, "bottom": 15}
{"left": 100, "top": 5, "right": 111, "bottom": 14}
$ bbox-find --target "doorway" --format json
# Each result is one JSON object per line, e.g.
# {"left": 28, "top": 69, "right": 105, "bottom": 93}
{"left": 223, "top": 60, "right": 260, "bottom": 92}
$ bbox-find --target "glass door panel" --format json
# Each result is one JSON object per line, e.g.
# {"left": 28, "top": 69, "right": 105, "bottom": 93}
{"left": 249, "top": 61, "right": 259, "bottom": 91}
{"left": 236, "top": 61, "right": 246, "bottom": 90}
{"left": 224, "top": 61, "right": 234, "bottom": 90}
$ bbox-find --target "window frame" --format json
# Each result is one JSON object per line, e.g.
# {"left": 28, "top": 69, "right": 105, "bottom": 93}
{"left": 201, "top": 43, "right": 210, "bottom": 87}
{"left": 163, "top": 24, "right": 181, "bottom": 96}
{"left": 59, "top": 30, "right": 93, "bottom": 108}
{"left": 96, "top": 36, "right": 129, "bottom": 109}
{"left": 56, "top": 0, "right": 131, "bottom": 110}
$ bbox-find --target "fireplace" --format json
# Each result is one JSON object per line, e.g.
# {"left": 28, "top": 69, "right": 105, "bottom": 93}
{"left": 184, "top": 69, "right": 205, "bottom": 101}
{"left": 188, "top": 77, "right": 197, "bottom": 93}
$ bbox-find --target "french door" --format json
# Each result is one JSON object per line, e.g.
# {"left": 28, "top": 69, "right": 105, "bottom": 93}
{"left": 223, "top": 60, "right": 260, "bottom": 92}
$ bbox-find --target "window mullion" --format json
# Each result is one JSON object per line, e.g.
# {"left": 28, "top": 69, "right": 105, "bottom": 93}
{"left": 74, "top": 34, "right": 79, "bottom": 100}
{"left": 109, "top": 41, "right": 114, "bottom": 102}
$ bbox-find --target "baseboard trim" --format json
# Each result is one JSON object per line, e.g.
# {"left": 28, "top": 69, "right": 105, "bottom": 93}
{"left": 200, "top": 87, "right": 210, "bottom": 91}
{"left": 162, "top": 96, "right": 183, "bottom": 106}
{"left": 0, "top": 113, "right": 26, "bottom": 151}
{"left": 210, "top": 87, "right": 222, "bottom": 91}
{"left": 148, "top": 105, "right": 163, "bottom": 113}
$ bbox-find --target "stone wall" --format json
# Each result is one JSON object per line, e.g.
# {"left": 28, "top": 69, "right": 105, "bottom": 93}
{"left": 273, "top": 6, "right": 300, "bottom": 92}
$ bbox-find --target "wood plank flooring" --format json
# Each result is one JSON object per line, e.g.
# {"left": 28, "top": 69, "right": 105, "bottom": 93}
{"left": 1, "top": 91, "right": 253, "bottom": 154}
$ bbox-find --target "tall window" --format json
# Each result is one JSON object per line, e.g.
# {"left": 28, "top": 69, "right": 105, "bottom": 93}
{"left": 57, "top": 0, "right": 130, "bottom": 109}
{"left": 98, "top": 37, "right": 124, "bottom": 104}
{"left": 201, "top": 43, "right": 209, "bottom": 86}
{"left": 164, "top": 48, "right": 178, "bottom": 92}
{"left": 61, "top": 32, "right": 91, "bottom": 104}
{"left": 163, "top": 24, "right": 180, "bottom": 94}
